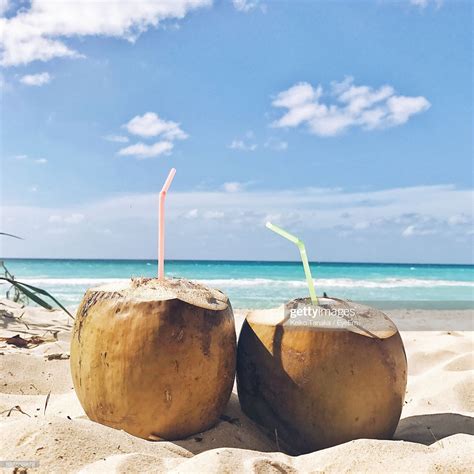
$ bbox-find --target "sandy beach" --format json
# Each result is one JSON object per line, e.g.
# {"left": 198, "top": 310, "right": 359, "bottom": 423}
{"left": 0, "top": 298, "right": 473, "bottom": 473}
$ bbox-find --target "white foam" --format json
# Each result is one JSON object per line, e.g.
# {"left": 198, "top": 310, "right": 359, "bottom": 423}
{"left": 3, "top": 277, "right": 473, "bottom": 289}
{"left": 198, "top": 278, "right": 474, "bottom": 289}
{"left": 4, "top": 278, "right": 127, "bottom": 286}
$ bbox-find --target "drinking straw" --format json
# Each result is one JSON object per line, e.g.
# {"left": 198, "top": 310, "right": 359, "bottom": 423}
{"left": 266, "top": 222, "right": 318, "bottom": 305}
{"left": 158, "top": 168, "right": 176, "bottom": 279}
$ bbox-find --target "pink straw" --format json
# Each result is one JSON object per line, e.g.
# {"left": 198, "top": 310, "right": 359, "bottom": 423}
{"left": 158, "top": 168, "right": 176, "bottom": 279}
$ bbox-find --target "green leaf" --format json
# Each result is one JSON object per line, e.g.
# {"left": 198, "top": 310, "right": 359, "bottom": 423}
{"left": 2, "top": 278, "right": 54, "bottom": 310}
{"left": 0, "top": 277, "right": 74, "bottom": 319}
{"left": 12, "top": 282, "right": 54, "bottom": 310}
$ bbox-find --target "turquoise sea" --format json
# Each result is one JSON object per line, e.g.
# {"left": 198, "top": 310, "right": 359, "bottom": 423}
{"left": 1, "top": 259, "right": 473, "bottom": 310}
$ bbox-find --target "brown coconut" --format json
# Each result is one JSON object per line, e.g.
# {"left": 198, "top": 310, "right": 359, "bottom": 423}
{"left": 236, "top": 297, "right": 407, "bottom": 454}
{"left": 70, "top": 277, "right": 236, "bottom": 440}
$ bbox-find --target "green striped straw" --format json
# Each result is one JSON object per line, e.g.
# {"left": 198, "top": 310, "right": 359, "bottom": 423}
{"left": 266, "top": 222, "right": 318, "bottom": 306}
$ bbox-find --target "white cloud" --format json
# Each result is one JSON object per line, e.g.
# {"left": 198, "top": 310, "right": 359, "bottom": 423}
{"left": 103, "top": 134, "right": 129, "bottom": 143}
{"left": 448, "top": 214, "right": 470, "bottom": 226}
{"left": 229, "top": 131, "right": 287, "bottom": 152}
{"left": 402, "top": 225, "right": 436, "bottom": 237}
{"left": 19, "top": 72, "right": 52, "bottom": 86}
{"left": 203, "top": 210, "right": 225, "bottom": 219}
{"left": 124, "top": 112, "right": 188, "bottom": 140}
{"left": 410, "top": 0, "right": 443, "bottom": 8}
{"left": 3, "top": 184, "right": 472, "bottom": 262}
{"left": 233, "top": 0, "right": 262, "bottom": 13}
{"left": 386, "top": 95, "right": 431, "bottom": 125}
{"left": 222, "top": 182, "right": 244, "bottom": 193}
{"left": 228, "top": 139, "right": 257, "bottom": 151}
{"left": 118, "top": 141, "right": 174, "bottom": 159}
{"left": 410, "top": 0, "right": 428, "bottom": 7}
{"left": 183, "top": 208, "right": 225, "bottom": 219}
{"left": 64, "top": 214, "right": 84, "bottom": 224}
{"left": 113, "top": 112, "right": 187, "bottom": 159}
{"left": 11, "top": 154, "right": 47, "bottom": 164}
{"left": 0, "top": 0, "right": 211, "bottom": 67}
{"left": 264, "top": 137, "right": 288, "bottom": 151}
{"left": 49, "top": 213, "right": 84, "bottom": 224}
{"left": 273, "top": 82, "right": 321, "bottom": 109}
{"left": 272, "top": 77, "right": 431, "bottom": 136}
{"left": 184, "top": 208, "right": 199, "bottom": 219}
{"left": 353, "top": 221, "right": 369, "bottom": 230}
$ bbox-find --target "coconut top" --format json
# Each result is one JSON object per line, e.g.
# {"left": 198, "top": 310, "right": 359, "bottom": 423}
{"left": 247, "top": 297, "right": 398, "bottom": 339}
{"left": 89, "top": 277, "right": 229, "bottom": 311}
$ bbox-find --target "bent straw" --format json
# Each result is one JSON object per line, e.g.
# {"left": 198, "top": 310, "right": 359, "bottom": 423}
{"left": 266, "top": 222, "right": 318, "bottom": 305}
{"left": 158, "top": 168, "right": 176, "bottom": 279}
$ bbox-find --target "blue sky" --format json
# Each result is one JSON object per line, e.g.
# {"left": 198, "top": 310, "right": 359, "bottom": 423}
{"left": 1, "top": 0, "right": 472, "bottom": 263}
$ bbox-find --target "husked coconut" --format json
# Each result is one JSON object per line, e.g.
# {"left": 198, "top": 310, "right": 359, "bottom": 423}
{"left": 71, "top": 277, "right": 236, "bottom": 440}
{"left": 236, "top": 297, "right": 407, "bottom": 453}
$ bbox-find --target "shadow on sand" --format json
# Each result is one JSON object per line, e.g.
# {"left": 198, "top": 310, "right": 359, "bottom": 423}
{"left": 169, "top": 393, "right": 278, "bottom": 455}
{"left": 169, "top": 410, "right": 474, "bottom": 456}
{"left": 394, "top": 413, "right": 474, "bottom": 445}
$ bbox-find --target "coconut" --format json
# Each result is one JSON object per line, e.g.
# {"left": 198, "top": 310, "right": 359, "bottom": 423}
{"left": 236, "top": 297, "right": 407, "bottom": 454}
{"left": 70, "top": 277, "right": 236, "bottom": 440}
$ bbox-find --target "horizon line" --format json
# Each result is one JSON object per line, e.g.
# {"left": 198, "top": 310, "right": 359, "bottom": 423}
{"left": 1, "top": 257, "right": 473, "bottom": 267}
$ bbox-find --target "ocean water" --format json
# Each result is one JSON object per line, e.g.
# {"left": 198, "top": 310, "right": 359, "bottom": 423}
{"left": 1, "top": 259, "right": 473, "bottom": 310}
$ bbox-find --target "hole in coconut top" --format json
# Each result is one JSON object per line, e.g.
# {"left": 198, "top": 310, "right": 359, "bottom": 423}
{"left": 90, "top": 278, "right": 229, "bottom": 311}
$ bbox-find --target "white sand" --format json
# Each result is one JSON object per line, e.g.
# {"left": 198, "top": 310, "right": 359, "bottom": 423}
{"left": 0, "top": 299, "right": 473, "bottom": 473}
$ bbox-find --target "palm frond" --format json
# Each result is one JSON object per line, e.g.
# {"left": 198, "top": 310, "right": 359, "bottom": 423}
{"left": 0, "top": 232, "right": 23, "bottom": 240}
{"left": 0, "top": 277, "right": 74, "bottom": 319}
